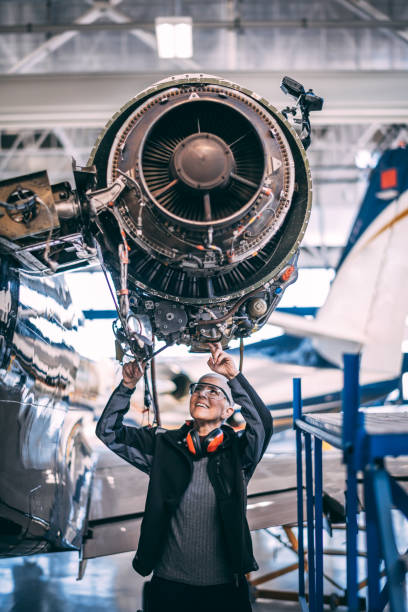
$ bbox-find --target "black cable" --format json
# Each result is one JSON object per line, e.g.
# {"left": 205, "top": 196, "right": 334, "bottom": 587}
{"left": 239, "top": 337, "right": 244, "bottom": 373}
{"left": 97, "top": 243, "right": 139, "bottom": 363}
{"left": 150, "top": 354, "right": 161, "bottom": 427}
{"left": 143, "top": 364, "right": 152, "bottom": 425}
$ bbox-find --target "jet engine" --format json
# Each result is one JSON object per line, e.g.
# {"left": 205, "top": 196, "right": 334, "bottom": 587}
{"left": 0, "top": 74, "right": 322, "bottom": 356}
{"left": 85, "top": 74, "right": 318, "bottom": 354}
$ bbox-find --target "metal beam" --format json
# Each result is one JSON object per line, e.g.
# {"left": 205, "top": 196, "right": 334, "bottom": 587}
{"left": 0, "top": 133, "right": 25, "bottom": 172}
{"left": 0, "top": 130, "right": 50, "bottom": 173}
{"left": 7, "top": 1, "right": 199, "bottom": 74}
{"left": 7, "top": 5, "right": 106, "bottom": 74}
{"left": 332, "top": 0, "right": 408, "bottom": 45}
{"left": 1, "top": 19, "right": 408, "bottom": 35}
{"left": 53, "top": 127, "right": 79, "bottom": 159}
{"left": 0, "top": 70, "right": 407, "bottom": 130}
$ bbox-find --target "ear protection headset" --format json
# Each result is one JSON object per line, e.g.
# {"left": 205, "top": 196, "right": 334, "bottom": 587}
{"left": 185, "top": 427, "right": 224, "bottom": 458}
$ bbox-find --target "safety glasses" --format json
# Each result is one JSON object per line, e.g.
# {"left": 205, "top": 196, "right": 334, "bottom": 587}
{"left": 189, "top": 382, "right": 229, "bottom": 402}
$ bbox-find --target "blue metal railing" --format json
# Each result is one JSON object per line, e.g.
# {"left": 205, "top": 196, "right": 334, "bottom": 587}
{"left": 294, "top": 378, "right": 306, "bottom": 610}
{"left": 293, "top": 353, "right": 408, "bottom": 611}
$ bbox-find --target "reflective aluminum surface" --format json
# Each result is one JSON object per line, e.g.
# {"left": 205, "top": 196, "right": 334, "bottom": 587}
{"left": 0, "top": 259, "right": 93, "bottom": 557}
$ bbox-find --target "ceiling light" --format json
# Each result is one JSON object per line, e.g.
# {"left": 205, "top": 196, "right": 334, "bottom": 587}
{"left": 355, "top": 149, "right": 373, "bottom": 169}
{"left": 155, "top": 17, "right": 193, "bottom": 59}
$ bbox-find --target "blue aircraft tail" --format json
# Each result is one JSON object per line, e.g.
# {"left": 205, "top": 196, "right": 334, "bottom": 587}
{"left": 337, "top": 146, "right": 408, "bottom": 271}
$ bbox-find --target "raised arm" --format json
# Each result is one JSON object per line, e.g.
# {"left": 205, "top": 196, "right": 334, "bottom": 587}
{"left": 229, "top": 372, "right": 273, "bottom": 477}
{"left": 207, "top": 342, "right": 273, "bottom": 479}
{"left": 95, "top": 360, "right": 156, "bottom": 474}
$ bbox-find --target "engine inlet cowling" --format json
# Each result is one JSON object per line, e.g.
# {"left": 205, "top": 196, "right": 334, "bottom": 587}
{"left": 87, "top": 74, "right": 313, "bottom": 352}
{"left": 90, "top": 74, "right": 311, "bottom": 303}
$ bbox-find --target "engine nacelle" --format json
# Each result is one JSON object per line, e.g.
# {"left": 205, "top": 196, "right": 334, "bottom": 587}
{"left": 88, "top": 74, "right": 312, "bottom": 352}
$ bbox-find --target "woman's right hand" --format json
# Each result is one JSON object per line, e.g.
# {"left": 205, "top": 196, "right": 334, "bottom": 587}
{"left": 122, "top": 360, "right": 145, "bottom": 389}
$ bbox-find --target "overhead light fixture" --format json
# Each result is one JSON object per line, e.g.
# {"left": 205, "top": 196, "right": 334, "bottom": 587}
{"left": 355, "top": 149, "right": 373, "bottom": 169}
{"left": 155, "top": 17, "right": 193, "bottom": 59}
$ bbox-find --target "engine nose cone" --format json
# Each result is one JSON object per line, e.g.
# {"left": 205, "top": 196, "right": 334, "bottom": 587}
{"left": 172, "top": 133, "right": 234, "bottom": 190}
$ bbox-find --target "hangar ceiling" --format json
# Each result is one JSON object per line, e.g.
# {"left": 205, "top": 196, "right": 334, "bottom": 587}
{"left": 0, "top": 0, "right": 407, "bottom": 265}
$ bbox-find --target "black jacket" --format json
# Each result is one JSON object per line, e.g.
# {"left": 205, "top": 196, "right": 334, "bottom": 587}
{"left": 95, "top": 372, "right": 273, "bottom": 578}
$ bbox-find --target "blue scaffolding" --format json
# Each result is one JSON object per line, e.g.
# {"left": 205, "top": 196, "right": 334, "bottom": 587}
{"left": 294, "top": 354, "right": 408, "bottom": 611}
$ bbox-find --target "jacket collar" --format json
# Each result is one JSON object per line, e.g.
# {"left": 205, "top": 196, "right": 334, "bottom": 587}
{"left": 163, "top": 421, "right": 235, "bottom": 453}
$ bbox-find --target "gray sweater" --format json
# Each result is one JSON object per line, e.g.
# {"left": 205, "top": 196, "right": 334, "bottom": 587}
{"left": 154, "top": 456, "right": 232, "bottom": 585}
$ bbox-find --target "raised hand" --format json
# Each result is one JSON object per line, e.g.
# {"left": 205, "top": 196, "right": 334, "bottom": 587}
{"left": 122, "top": 360, "right": 145, "bottom": 389}
{"left": 206, "top": 342, "right": 239, "bottom": 380}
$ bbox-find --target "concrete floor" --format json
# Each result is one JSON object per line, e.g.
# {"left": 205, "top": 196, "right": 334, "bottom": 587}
{"left": 1, "top": 508, "right": 407, "bottom": 610}
{"left": 0, "top": 526, "right": 361, "bottom": 612}
{"left": 0, "top": 540, "right": 303, "bottom": 612}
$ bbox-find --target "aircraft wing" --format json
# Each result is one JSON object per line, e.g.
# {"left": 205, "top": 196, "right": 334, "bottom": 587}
{"left": 82, "top": 445, "right": 408, "bottom": 564}
{"left": 80, "top": 448, "right": 342, "bottom": 562}
{"left": 82, "top": 448, "right": 148, "bottom": 561}
{"left": 82, "top": 449, "right": 305, "bottom": 562}
{"left": 267, "top": 311, "right": 365, "bottom": 347}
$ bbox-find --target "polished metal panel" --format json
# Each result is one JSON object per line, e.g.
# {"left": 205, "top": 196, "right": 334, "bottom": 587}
{"left": 13, "top": 270, "right": 80, "bottom": 392}
{"left": 0, "top": 259, "right": 93, "bottom": 557}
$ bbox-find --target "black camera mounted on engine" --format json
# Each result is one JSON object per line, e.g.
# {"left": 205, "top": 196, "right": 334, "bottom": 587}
{"left": 280, "top": 76, "right": 324, "bottom": 150}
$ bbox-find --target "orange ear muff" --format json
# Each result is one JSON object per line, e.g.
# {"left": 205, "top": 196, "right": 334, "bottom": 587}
{"left": 185, "top": 428, "right": 224, "bottom": 457}
{"left": 206, "top": 430, "right": 224, "bottom": 453}
{"left": 185, "top": 430, "right": 200, "bottom": 456}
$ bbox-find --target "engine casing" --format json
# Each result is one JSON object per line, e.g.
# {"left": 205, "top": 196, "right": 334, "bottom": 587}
{"left": 88, "top": 74, "right": 312, "bottom": 351}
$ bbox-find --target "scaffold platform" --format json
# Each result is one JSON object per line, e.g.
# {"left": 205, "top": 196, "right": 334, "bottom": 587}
{"left": 293, "top": 354, "right": 408, "bottom": 612}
